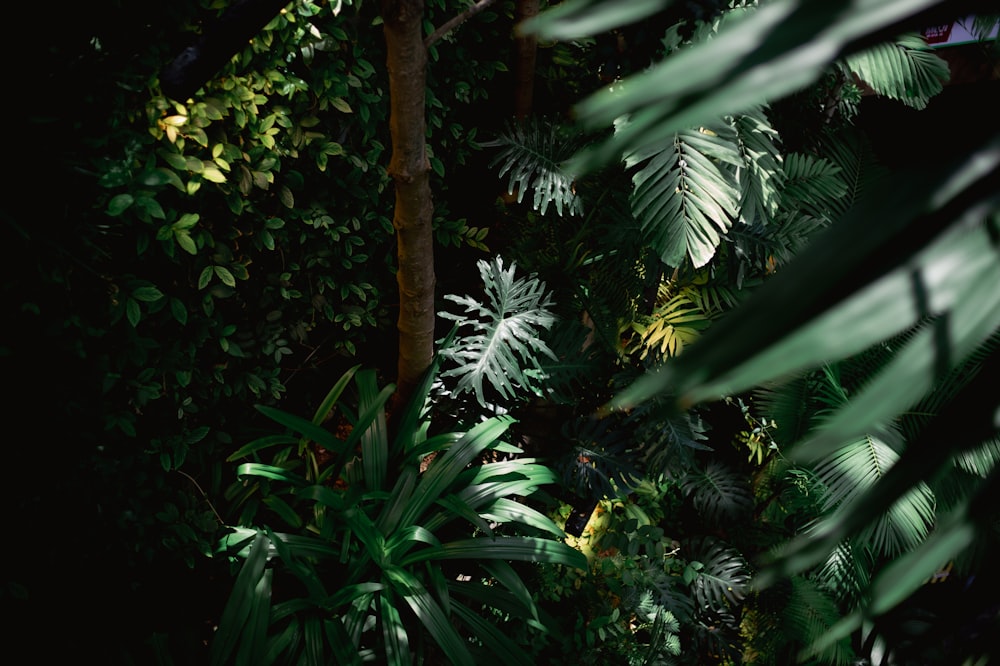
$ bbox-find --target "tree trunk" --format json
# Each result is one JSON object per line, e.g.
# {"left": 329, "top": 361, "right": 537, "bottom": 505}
{"left": 382, "top": 0, "right": 435, "bottom": 410}
{"left": 512, "top": 0, "right": 539, "bottom": 122}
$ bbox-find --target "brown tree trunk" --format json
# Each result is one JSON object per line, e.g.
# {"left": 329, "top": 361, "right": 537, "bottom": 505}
{"left": 382, "top": 0, "right": 435, "bottom": 409}
{"left": 512, "top": 0, "right": 539, "bottom": 122}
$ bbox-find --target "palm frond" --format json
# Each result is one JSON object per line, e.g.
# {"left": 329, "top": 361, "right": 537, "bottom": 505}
{"left": 970, "top": 14, "right": 1000, "bottom": 39}
{"left": 439, "top": 257, "right": 558, "bottom": 406}
{"left": 731, "top": 106, "right": 784, "bottom": 227}
{"left": 626, "top": 122, "right": 742, "bottom": 269}
{"left": 812, "top": 429, "right": 936, "bottom": 558}
{"left": 628, "top": 288, "right": 712, "bottom": 360}
{"left": 483, "top": 116, "right": 586, "bottom": 217}
{"left": 812, "top": 540, "right": 873, "bottom": 608}
{"left": 814, "top": 127, "right": 890, "bottom": 220}
{"left": 783, "top": 575, "right": 857, "bottom": 666}
{"left": 842, "top": 32, "right": 950, "bottom": 110}
{"left": 752, "top": 374, "right": 815, "bottom": 447}
{"left": 780, "top": 152, "right": 848, "bottom": 221}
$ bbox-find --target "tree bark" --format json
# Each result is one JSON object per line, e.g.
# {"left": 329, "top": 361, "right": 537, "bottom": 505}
{"left": 512, "top": 0, "right": 539, "bottom": 122}
{"left": 382, "top": 0, "right": 435, "bottom": 409}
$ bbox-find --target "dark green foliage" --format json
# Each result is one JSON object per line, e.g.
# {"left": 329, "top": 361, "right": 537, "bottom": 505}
{"left": 214, "top": 363, "right": 585, "bottom": 664}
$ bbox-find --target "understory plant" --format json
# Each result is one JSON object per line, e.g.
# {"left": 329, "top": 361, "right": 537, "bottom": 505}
{"left": 212, "top": 348, "right": 586, "bottom": 665}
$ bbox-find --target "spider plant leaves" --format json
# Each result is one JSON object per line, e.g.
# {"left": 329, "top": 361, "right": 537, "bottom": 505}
{"left": 236, "top": 463, "right": 309, "bottom": 488}
{"left": 481, "top": 560, "right": 540, "bottom": 621}
{"left": 379, "top": 587, "right": 410, "bottom": 666}
{"left": 384, "top": 566, "right": 475, "bottom": 666}
{"left": 478, "top": 497, "right": 566, "bottom": 537}
{"left": 356, "top": 369, "right": 391, "bottom": 492}
{"left": 842, "top": 32, "right": 950, "bottom": 110}
{"left": 309, "top": 363, "right": 360, "bottom": 427}
{"left": 450, "top": 601, "right": 536, "bottom": 665}
{"left": 395, "top": 416, "right": 515, "bottom": 530}
{"left": 398, "top": 536, "right": 588, "bottom": 570}
{"left": 226, "top": 434, "right": 299, "bottom": 462}
{"left": 210, "top": 530, "right": 271, "bottom": 666}
{"left": 440, "top": 257, "right": 558, "bottom": 405}
{"left": 254, "top": 405, "right": 341, "bottom": 451}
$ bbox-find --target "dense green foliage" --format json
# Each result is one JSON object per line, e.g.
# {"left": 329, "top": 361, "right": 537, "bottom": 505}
{"left": 4, "top": 0, "right": 999, "bottom": 663}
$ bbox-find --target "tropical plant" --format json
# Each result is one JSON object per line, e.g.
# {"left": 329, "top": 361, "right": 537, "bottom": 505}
{"left": 520, "top": 0, "right": 1000, "bottom": 661}
{"left": 438, "top": 255, "right": 559, "bottom": 407}
{"left": 214, "top": 358, "right": 587, "bottom": 665}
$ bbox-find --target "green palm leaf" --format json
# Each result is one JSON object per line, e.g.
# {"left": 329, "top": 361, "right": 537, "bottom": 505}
{"left": 629, "top": 289, "right": 712, "bottom": 359}
{"left": 842, "top": 32, "right": 950, "bottom": 110}
{"left": 483, "top": 116, "right": 585, "bottom": 216}
{"left": 528, "top": 0, "right": 957, "bottom": 171}
{"left": 782, "top": 576, "right": 856, "bottom": 666}
{"left": 626, "top": 124, "right": 741, "bottom": 268}
{"left": 732, "top": 107, "right": 785, "bottom": 227}
{"left": 780, "top": 152, "right": 847, "bottom": 221}
{"left": 398, "top": 536, "right": 587, "bottom": 569}
{"left": 813, "top": 431, "right": 935, "bottom": 557}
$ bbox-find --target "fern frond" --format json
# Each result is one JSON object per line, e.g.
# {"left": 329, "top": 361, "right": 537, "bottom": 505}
{"left": 483, "top": 117, "right": 586, "bottom": 217}
{"left": 842, "top": 33, "right": 950, "bottom": 110}
{"left": 626, "top": 122, "right": 742, "bottom": 269}
{"left": 439, "top": 257, "right": 558, "bottom": 406}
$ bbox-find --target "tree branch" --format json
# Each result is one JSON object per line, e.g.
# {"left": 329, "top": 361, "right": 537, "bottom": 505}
{"left": 424, "top": 0, "right": 497, "bottom": 48}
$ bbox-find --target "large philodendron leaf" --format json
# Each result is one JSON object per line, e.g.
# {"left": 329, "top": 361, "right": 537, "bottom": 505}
{"left": 440, "top": 257, "right": 558, "bottom": 405}
{"left": 626, "top": 123, "right": 742, "bottom": 268}
{"left": 841, "top": 32, "right": 950, "bottom": 110}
